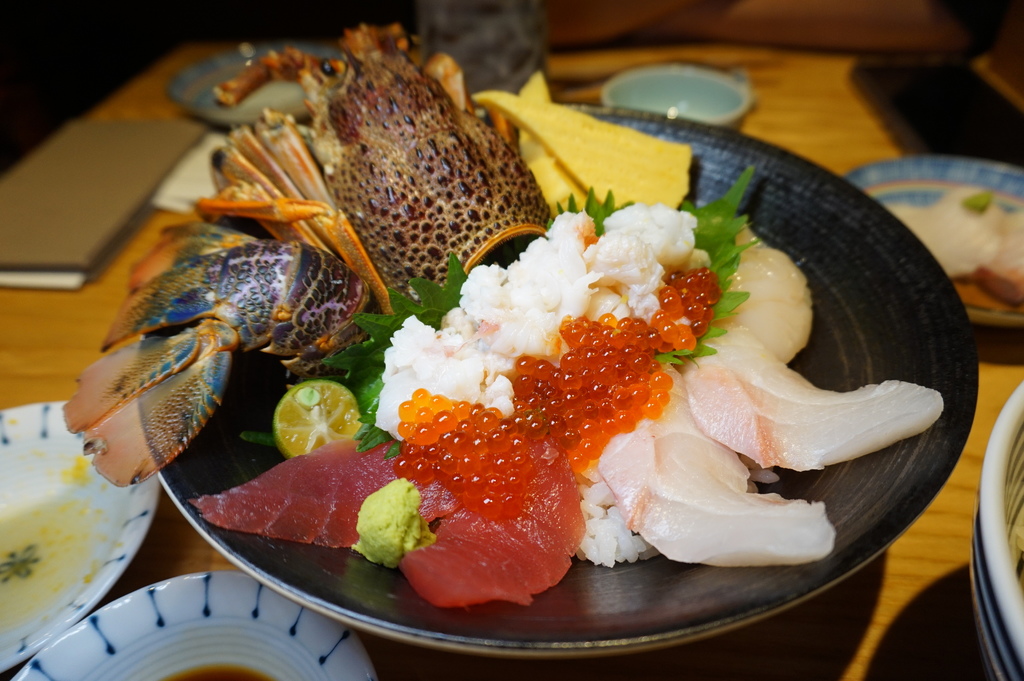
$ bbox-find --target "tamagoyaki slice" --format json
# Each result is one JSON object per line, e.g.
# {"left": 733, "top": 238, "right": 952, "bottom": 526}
{"left": 475, "top": 89, "right": 692, "bottom": 208}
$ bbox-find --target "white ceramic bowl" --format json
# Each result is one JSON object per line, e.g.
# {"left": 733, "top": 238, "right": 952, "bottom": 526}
{"left": 12, "top": 570, "right": 376, "bottom": 681}
{"left": 0, "top": 401, "right": 159, "bottom": 672}
{"left": 974, "top": 380, "right": 1024, "bottom": 679}
{"left": 601, "top": 64, "right": 753, "bottom": 127}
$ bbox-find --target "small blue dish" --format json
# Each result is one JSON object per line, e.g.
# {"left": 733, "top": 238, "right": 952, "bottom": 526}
{"left": 168, "top": 41, "right": 341, "bottom": 127}
{"left": 601, "top": 64, "right": 753, "bottom": 127}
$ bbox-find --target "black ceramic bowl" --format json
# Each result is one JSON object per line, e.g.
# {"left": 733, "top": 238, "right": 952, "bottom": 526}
{"left": 160, "top": 108, "right": 978, "bottom": 656}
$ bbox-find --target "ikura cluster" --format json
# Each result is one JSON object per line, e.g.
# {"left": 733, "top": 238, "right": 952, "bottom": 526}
{"left": 517, "top": 313, "right": 675, "bottom": 473}
{"left": 660, "top": 266, "right": 721, "bottom": 338}
{"left": 394, "top": 390, "right": 538, "bottom": 521}
{"left": 393, "top": 267, "right": 723, "bottom": 519}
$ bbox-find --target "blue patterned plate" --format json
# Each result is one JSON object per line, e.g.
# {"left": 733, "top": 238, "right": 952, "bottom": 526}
{"left": 168, "top": 41, "right": 341, "bottom": 127}
{"left": 13, "top": 571, "right": 377, "bottom": 681}
{"left": 847, "top": 155, "right": 1024, "bottom": 327}
{"left": 0, "top": 402, "right": 160, "bottom": 672}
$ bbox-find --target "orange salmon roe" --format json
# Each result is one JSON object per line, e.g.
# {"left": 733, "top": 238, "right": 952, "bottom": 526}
{"left": 662, "top": 267, "right": 721, "bottom": 337}
{"left": 514, "top": 314, "right": 679, "bottom": 473}
{"left": 394, "top": 388, "right": 536, "bottom": 521}
{"left": 394, "top": 266, "right": 723, "bottom": 517}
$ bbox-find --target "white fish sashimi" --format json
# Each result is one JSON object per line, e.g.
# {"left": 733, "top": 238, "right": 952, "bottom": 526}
{"left": 888, "top": 186, "right": 1003, "bottom": 279}
{"left": 598, "top": 376, "right": 836, "bottom": 566}
{"left": 683, "top": 327, "right": 944, "bottom": 471}
{"left": 888, "top": 187, "right": 1024, "bottom": 305}
{"left": 975, "top": 212, "right": 1024, "bottom": 305}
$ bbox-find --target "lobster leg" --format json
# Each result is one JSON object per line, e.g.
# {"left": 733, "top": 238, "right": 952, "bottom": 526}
{"left": 209, "top": 149, "right": 329, "bottom": 248}
{"left": 67, "top": 320, "right": 238, "bottom": 485}
{"left": 197, "top": 196, "right": 330, "bottom": 223}
{"left": 252, "top": 111, "right": 336, "bottom": 206}
{"left": 422, "top": 53, "right": 474, "bottom": 114}
{"left": 223, "top": 126, "right": 309, "bottom": 201}
{"left": 197, "top": 196, "right": 392, "bottom": 314}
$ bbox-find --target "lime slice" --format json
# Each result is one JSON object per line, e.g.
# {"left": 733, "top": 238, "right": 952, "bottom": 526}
{"left": 273, "top": 379, "right": 361, "bottom": 458}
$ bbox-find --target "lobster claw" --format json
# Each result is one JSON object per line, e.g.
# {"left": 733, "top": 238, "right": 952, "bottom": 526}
{"left": 66, "top": 231, "right": 369, "bottom": 485}
{"left": 129, "top": 222, "right": 255, "bottom": 292}
{"left": 65, "top": 320, "right": 237, "bottom": 485}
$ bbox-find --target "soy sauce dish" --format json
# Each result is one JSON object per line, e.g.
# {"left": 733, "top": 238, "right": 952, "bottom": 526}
{"left": 12, "top": 571, "right": 377, "bottom": 681}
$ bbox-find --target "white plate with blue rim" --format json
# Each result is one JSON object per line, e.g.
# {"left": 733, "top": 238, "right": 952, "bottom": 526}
{"left": 846, "top": 154, "right": 1024, "bottom": 327}
{"left": 12, "top": 570, "right": 378, "bottom": 681}
{"left": 0, "top": 401, "right": 160, "bottom": 672}
{"left": 168, "top": 41, "right": 342, "bottom": 127}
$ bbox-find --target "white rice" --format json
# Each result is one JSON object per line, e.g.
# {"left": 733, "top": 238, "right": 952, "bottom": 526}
{"left": 575, "top": 467, "right": 659, "bottom": 567}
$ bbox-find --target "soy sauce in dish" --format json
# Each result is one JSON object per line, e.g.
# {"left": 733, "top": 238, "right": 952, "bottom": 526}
{"left": 161, "top": 666, "right": 276, "bottom": 681}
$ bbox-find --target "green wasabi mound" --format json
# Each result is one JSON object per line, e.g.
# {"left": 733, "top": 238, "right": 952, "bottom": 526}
{"left": 353, "top": 478, "right": 436, "bottom": 568}
{"left": 962, "top": 190, "right": 994, "bottom": 213}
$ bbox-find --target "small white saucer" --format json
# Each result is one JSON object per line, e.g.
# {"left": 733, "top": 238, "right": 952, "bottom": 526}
{"left": 0, "top": 401, "right": 160, "bottom": 672}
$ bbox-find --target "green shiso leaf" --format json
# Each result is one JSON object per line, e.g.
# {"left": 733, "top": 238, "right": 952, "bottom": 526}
{"left": 658, "top": 167, "right": 756, "bottom": 365}
{"left": 322, "top": 253, "right": 467, "bottom": 452}
{"left": 239, "top": 430, "right": 276, "bottom": 447}
{"left": 556, "top": 189, "right": 624, "bottom": 235}
{"left": 352, "top": 421, "right": 401, "bottom": 458}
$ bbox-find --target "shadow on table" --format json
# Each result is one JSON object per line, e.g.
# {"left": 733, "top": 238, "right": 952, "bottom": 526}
{"left": 974, "top": 325, "right": 1024, "bottom": 365}
{"left": 863, "top": 565, "right": 984, "bottom": 681}
{"left": 362, "top": 551, "right": 888, "bottom": 681}
{"left": 0, "top": 547, "right": 896, "bottom": 681}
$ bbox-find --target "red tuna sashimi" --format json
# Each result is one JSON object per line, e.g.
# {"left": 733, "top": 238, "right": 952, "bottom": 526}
{"left": 399, "top": 438, "right": 585, "bottom": 607}
{"left": 192, "top": 439, "right": 458, "bottom": 547}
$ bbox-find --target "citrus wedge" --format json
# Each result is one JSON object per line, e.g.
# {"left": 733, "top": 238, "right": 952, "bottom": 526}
{"left": 273, "top": 379, "right": 361, "bottom": 458}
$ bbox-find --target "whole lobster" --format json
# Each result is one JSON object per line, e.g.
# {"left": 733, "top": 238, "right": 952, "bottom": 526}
{"left": 65, "top": 24, "right": 550, "bottom": 485}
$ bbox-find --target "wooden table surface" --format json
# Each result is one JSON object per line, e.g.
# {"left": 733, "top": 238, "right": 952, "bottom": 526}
{"left": 3, "top": 40, "right": 1023, "bottom": 681}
